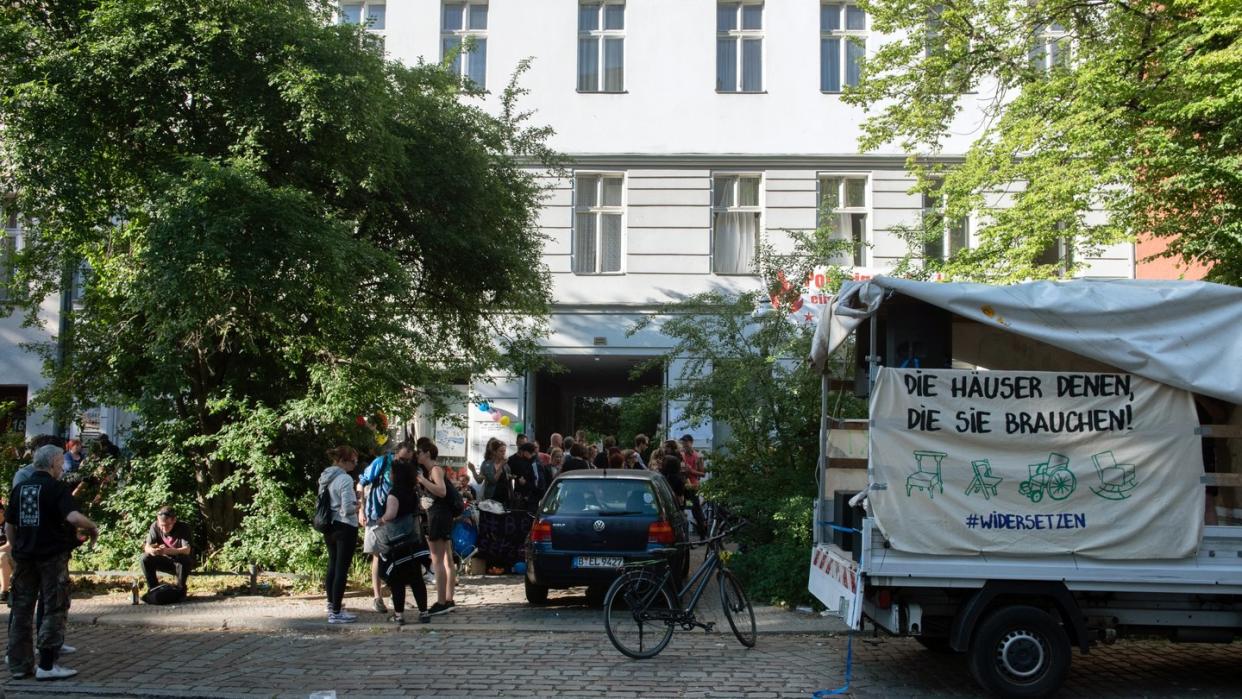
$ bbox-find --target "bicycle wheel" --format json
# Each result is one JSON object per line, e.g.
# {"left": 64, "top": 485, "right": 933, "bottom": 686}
{"left": 604, "top": 571, "right": 676, "bottom": 659}
{"left": 718, "top": 569, "right": 756, "bottom": 648}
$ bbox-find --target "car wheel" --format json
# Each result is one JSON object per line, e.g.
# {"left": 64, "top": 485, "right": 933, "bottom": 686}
{"left": 586, "top": 584, "right": 607, "bottom": 608}
{"left": 525, "top": 578, "right": 549, "bottom": 605}
{"left": 968, "top": 605, "right": 1071, "bottom": 698}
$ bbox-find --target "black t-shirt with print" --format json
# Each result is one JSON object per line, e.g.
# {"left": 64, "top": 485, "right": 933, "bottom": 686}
{"left": 145, "top": 520, "right": 193, "bottom": 551}
{"left": 8, "top": 471, "right": 81, "bottom": 561}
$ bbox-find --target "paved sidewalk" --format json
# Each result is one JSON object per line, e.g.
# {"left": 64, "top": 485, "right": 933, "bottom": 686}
{"left": 2, "top": 571, "right": 1238, "bottom": 697}
{"left": 65, "top": 573, "right": 841, "bottom": 634}
{"left": 3, "top": 624, "right": 1241, "bottom": 698}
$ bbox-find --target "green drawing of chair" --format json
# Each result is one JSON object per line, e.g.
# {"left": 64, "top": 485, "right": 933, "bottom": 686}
{"left": 965, "top": 459, "right": 1002, "bottom": 500}
{"left": 1018, "top": 452, "right": 1076, "bottom": 503}
{"left": 1090, "top": 450, "right": 1138, "bottom": 500}
{"left": 907, "top": 450, "right": 947, "bottom": 499}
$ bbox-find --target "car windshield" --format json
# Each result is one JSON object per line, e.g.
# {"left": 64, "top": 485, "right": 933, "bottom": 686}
{"left": 542, "top": 479, "right": 660, "bottom": 516}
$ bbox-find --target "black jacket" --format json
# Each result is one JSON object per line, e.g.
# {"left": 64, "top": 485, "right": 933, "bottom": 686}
{"left": 508, "top": 454, "right": 549, "bottom": 508}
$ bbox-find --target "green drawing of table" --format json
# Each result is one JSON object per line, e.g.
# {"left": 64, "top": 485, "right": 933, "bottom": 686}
{"left": 1018, "top": 452, "right": 1077, "bottom": 503}
{"left": 907, "top": 450, "right": 947, "bottom": 499}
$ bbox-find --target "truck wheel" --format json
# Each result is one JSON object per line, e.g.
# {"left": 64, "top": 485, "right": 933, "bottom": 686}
{"left": 968, "top": 605, "right": 1070, "bottom": 698}
{"left": 525, "top": 579, "right": 549, "bottom": 605}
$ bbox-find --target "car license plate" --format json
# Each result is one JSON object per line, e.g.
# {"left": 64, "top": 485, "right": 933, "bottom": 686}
{"left": 573, "top": 556, "right": 624, "bottom": 569}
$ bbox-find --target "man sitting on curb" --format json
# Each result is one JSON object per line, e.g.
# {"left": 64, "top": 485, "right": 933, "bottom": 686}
{"left": 141, "top": 506, "right": 193, "bottom": 591}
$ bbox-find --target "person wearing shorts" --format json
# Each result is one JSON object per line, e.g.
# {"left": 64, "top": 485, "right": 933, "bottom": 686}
{"left": 416, "top": 442, "right": 456, "bottom": 615}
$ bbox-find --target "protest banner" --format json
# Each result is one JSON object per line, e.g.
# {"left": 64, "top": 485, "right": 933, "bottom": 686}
{"left": 867, "top": 368, "right": 1202, "bottom": 559}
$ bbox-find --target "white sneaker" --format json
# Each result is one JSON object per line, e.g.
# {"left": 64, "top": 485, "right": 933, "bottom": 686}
{"left": 327, "top": 612, "right": 357, "bottom": 624}
{"left": 36, "top": 664, "right": 78, "bottom": 681}
{"left": 59, "top": 644, "right": 76, "bottom": 655}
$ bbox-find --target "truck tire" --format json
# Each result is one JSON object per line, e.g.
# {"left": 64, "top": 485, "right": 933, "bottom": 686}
{"left": 968, "top": 605, "right": 1070, "bottom": 698}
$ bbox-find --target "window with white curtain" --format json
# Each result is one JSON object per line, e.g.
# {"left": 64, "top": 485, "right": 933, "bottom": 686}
{"left": 339, "top": 2, "right": 386, "bottom": 30}
{"left": 821, "top": 3, "right": 866, "bottom": 92}
{"left": 0, "top": 207, "right": 18, "bottom": 302}
{"left": 578, "top": 2, "right": 625, "bottom": 92}
{"left": 716, "top": 2, "right": 763, "bottom": 93}
{"left": 712, "top": 175, "right": 761, "bottom": 275}
{"left": 921, "top": 188, "right": 969, "bottom": 261}
{"left": 442, "top": 2, "right": 488, "bottom": 87}
{"left": 1029, "top": 20, "right": 1070, "bottom": 71}
{"left": 818, "top": 175, "right": 868, "bottom": 267}
{"left": 574, "top": 174, "right": 625, "bottom": 274}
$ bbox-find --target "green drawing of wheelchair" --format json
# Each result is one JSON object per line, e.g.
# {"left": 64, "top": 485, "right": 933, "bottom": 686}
{"left": 1018, "top": 452, "right": 1077, "bottom": 503}
{"left": 906, "top": 450, "right": 947, "bottom": 499}
{"left": 1089, "top": 450, "right": 1138, "bottom": 500}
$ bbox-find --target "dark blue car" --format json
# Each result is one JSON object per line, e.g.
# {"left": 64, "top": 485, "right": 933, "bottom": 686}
{"left": 524, "top": 470, "right": 690, "bottom": 605}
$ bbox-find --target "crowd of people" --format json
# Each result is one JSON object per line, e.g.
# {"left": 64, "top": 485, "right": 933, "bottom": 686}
{"left": 0, "top": 426, "right": 709, "bottom": 682}
{"left": 316, "top": 429, "right": 710, "bottom": 624}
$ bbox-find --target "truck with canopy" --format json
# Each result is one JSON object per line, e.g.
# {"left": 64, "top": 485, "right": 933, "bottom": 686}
{"left": 807, "top": 277, "right": 1242, "bottom": 698}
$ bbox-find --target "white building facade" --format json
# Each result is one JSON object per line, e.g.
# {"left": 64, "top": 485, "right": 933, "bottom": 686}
{"left": 352, "top": 0, "right": 1134, "bottom": 464}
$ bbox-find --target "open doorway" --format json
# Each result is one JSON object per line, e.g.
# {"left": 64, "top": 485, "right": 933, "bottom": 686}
{"left": 532, "top": 355, "right": 663, "bottom": 448}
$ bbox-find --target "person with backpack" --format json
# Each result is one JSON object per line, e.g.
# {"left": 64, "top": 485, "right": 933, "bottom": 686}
{"left": 317, "top": 446, "right": 360, "bottom": 624}
{"left": 359, "top": 442, "right": 412, "bottom": 613}
{"left": 377, "top": 458, "right": 431, "bottom": 624}
{"left": 416, "top": 441, "right": 459, "bottom": 616}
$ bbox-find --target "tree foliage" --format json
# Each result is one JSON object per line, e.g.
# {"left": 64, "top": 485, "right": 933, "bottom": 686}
{"left": 0, "top": 0, "right": 557, "bottom": 564}
{"left": 634, "top": 230, "right": 865, "bottom": 607}
{"left": 849, "top": 0, "right": 1242, "bottom": 283}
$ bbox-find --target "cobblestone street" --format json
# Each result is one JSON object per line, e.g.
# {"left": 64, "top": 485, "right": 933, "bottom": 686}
{"left": 2, "top": 575, "right": 1240, "bottom": 698}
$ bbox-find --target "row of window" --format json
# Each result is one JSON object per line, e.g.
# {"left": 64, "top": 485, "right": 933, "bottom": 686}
{"left": 570, "top": 173, "right": 969, "bottom": 275}
{"left": 340, "top": 1, "right": 871, "bottom": 94}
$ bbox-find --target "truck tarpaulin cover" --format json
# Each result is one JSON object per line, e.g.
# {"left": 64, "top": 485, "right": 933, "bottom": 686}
{"left": 809, "top": 277, "right": 1242, "bottom": 406}
{"left": 869, "top": 368, "right": 1202, "bottom": 559}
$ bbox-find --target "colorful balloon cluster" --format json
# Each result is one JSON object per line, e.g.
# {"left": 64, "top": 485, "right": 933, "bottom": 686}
{"left": 354, "top": 411, "right": 390, "bottom": 446}
{"left": 477, "top": 401, "right": 523, "bottom": 433}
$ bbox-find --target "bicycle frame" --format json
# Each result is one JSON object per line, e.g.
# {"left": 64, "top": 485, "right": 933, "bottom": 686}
{"left": 627, "top": 537, "right": 727, "bottom": 623}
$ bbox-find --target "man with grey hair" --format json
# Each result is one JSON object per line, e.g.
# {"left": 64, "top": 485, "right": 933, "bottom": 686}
{"left": 6, "top": 444, "right": 99, "bottom": 681}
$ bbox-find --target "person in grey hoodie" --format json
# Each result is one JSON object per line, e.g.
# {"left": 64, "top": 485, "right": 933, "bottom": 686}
{"left": 318, "top": 446, "right": 360, "bottom": 624}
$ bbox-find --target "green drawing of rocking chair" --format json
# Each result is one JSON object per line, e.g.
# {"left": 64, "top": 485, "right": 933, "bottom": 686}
{"left": 906, "top": 450, "right": 947, "bottom": 499}
{"left": 1018, "top": 452, "right": 1076, "bottom": 503}
{"left": 965, "top": 459, "right": 1003, "bottom": 500}
{"left": 1090, "top": 450, "right": 1138, "bottom": 500}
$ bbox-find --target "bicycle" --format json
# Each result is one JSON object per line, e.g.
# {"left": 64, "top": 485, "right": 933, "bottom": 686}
{"left": 602, "top": 509, "right": 756, "bottom": 659}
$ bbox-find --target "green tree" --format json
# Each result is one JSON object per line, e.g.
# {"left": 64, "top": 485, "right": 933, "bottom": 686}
{"left": 0, "top": 0, "right": 556, "bottom": 566}
{"left": 633, "top": 231, "right": 865, "bottom": 606}
{"left": 849, "top": 0, "right": 1242, "bottom": 283}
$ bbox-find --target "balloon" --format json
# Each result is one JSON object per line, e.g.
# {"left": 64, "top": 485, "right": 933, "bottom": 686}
{"left": 499, "top": 415, "right": 511, "bottom": 427}
{"left": 355, "top": 415, "right": 367, "bottom": 427}
{"left": 491, "top": 412, "right": 501, "bottom": 422}
{"left": 376, "top": 434, "right": 389, "bottom": 446}
{"left": 375, "top": 411, "right": 388, "bottom": 430}
{"left": 478, "top": 401, "right": 490, "bottom": 413}
{"left": 512, "top": 422, "right": 523, "bottom": 432}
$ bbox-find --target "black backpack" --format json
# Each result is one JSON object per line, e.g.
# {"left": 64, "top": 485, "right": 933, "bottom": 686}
{"left": 142, "top": 583, "right": 186, "bottom": 605}
{"left": 441, "top": 476, "right": 466, "bottom": 517}
{"left": 313, "top": 474, "right": 339, "bottom": 533}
